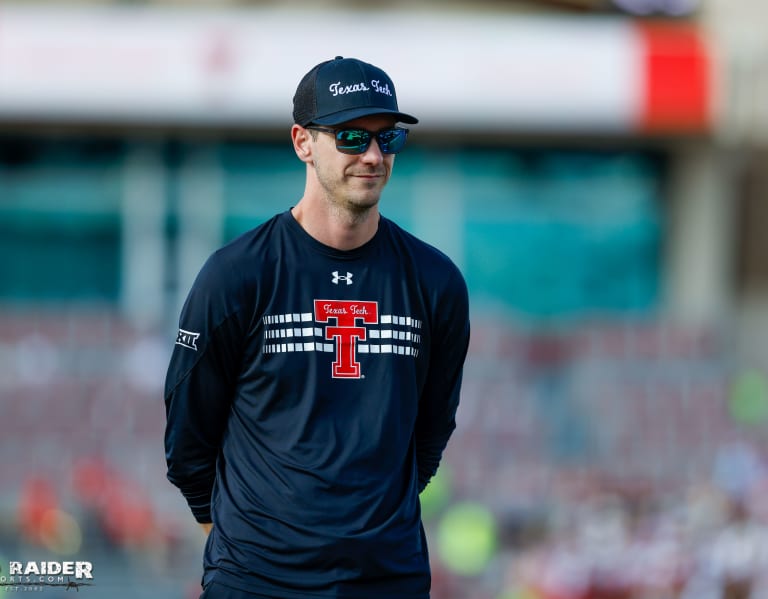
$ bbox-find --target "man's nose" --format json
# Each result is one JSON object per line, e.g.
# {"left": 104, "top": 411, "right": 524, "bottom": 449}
{"left": 359, "top": 137, "right": 384, "bottom": 164}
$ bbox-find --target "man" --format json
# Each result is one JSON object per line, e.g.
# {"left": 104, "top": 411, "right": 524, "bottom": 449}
{"left": 164, "top": 56, "right": 470, "bottom": 599}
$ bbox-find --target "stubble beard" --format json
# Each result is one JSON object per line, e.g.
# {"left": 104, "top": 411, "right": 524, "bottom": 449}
{"left": 317, "top": 166, "right": 384, "bottom": 226}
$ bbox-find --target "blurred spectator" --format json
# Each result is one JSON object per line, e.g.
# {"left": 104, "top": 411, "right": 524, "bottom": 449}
{"left": 17, "top": 476, "right": 59, "bottom": 547}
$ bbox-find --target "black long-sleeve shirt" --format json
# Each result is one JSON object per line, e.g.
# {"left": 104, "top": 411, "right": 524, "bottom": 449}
{"left": 164, "top": 210, "right": 469, "bottom": 598}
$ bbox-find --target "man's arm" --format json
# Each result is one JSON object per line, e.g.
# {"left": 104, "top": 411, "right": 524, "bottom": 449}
{"left": 415, "top": 266, "right": 470, "bottom": 492}
{"left": 164, "top": 252, "right": 246, "bottom": 523}
{"left": 164, "top": 333, "right": 237, "bottom": 523}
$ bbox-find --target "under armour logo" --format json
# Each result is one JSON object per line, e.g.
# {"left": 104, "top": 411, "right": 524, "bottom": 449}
{"left": 332, "top": 271, "right": 353, "bottom": 285}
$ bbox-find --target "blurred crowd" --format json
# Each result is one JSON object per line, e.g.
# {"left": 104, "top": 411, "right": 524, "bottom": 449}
{"left": 1, "top": 311, "right": 767, "bottom": 598}
{"left": 428, "top": 455, "right": 768, "bottom": 599}
{"left": 6, "top": 440, "right": 768, "bottom": 599}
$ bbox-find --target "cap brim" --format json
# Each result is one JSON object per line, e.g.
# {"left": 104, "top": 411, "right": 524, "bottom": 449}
{"left": 311, "top": 107, "right": 418, "bottom": 126}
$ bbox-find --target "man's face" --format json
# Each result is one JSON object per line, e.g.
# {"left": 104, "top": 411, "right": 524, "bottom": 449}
{"left": 309, "top": 115, "right": 398, "bottom": 216}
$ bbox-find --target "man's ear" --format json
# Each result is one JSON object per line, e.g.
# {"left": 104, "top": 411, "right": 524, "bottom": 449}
{"left": 291, "top": 124, "right": 313, "bottom": 165}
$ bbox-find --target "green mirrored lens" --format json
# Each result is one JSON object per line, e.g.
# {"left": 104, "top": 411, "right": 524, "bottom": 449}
{"left": 336, "top": 129, "right": 371, "bottom": 153}
{"left": 329, "top": 127, "right": 408, "bottom": 155}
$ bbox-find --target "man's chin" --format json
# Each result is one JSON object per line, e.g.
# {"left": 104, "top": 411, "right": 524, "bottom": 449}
{"left": 346, "top": 194, "right": 381, "bottom": 215}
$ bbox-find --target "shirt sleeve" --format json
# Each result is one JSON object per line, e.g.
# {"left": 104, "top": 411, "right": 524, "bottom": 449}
{"left": 164, "top": 252, "right": 248, "bottom": 523}
{"left": 415, "top": 265, "right": 470, "bottom": 493}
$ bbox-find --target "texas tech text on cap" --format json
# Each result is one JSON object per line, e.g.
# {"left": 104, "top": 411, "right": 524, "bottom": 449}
{"left": 293, "top": 56, "right": 418, "bottom": 127}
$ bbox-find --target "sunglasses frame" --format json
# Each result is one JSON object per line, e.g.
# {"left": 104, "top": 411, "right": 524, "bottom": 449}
{"left": 306, "top": 125, "right": 410, "bottom": 155}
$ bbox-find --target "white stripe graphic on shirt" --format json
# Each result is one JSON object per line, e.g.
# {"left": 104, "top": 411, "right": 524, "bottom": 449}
{"left": 262, "top": 312, "right": 421, "bottom": 357}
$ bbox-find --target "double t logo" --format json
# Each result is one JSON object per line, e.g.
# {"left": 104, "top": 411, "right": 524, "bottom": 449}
{"left": 313, "top": 300, "right": 378, "bottom": 378}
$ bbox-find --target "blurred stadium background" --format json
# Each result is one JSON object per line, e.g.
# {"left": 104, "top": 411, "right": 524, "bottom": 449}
{"left": 1, "top": 0, "right": 768, "bottom": 597}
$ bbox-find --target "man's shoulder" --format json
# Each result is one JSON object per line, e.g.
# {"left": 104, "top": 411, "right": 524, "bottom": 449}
{"left": 193, "top": 212, "right": 286, "bottom": 293}
{"left": 213, "top": 212, "right": 286, "bottom": 265}
{"left": 382, "top": 217, "right": 464, "bottom": 280}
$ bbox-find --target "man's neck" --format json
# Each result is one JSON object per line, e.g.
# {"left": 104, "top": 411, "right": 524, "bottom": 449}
{"left": 290, "top": 200, "right": 379, "bottom": 251}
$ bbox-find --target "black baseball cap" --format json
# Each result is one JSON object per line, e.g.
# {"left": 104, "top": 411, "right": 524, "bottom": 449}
{"left": 293, "top": 56, "right": 418, "bottom": 127}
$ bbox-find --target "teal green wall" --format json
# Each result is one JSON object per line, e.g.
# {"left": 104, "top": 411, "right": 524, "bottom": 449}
{"left": 0, "top": 137, "right": 663, "bottom": 319}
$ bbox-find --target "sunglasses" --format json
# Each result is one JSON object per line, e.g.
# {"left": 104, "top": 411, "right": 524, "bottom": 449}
{"left": 306, "top": 126, "right": 409, "bottom": 155}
